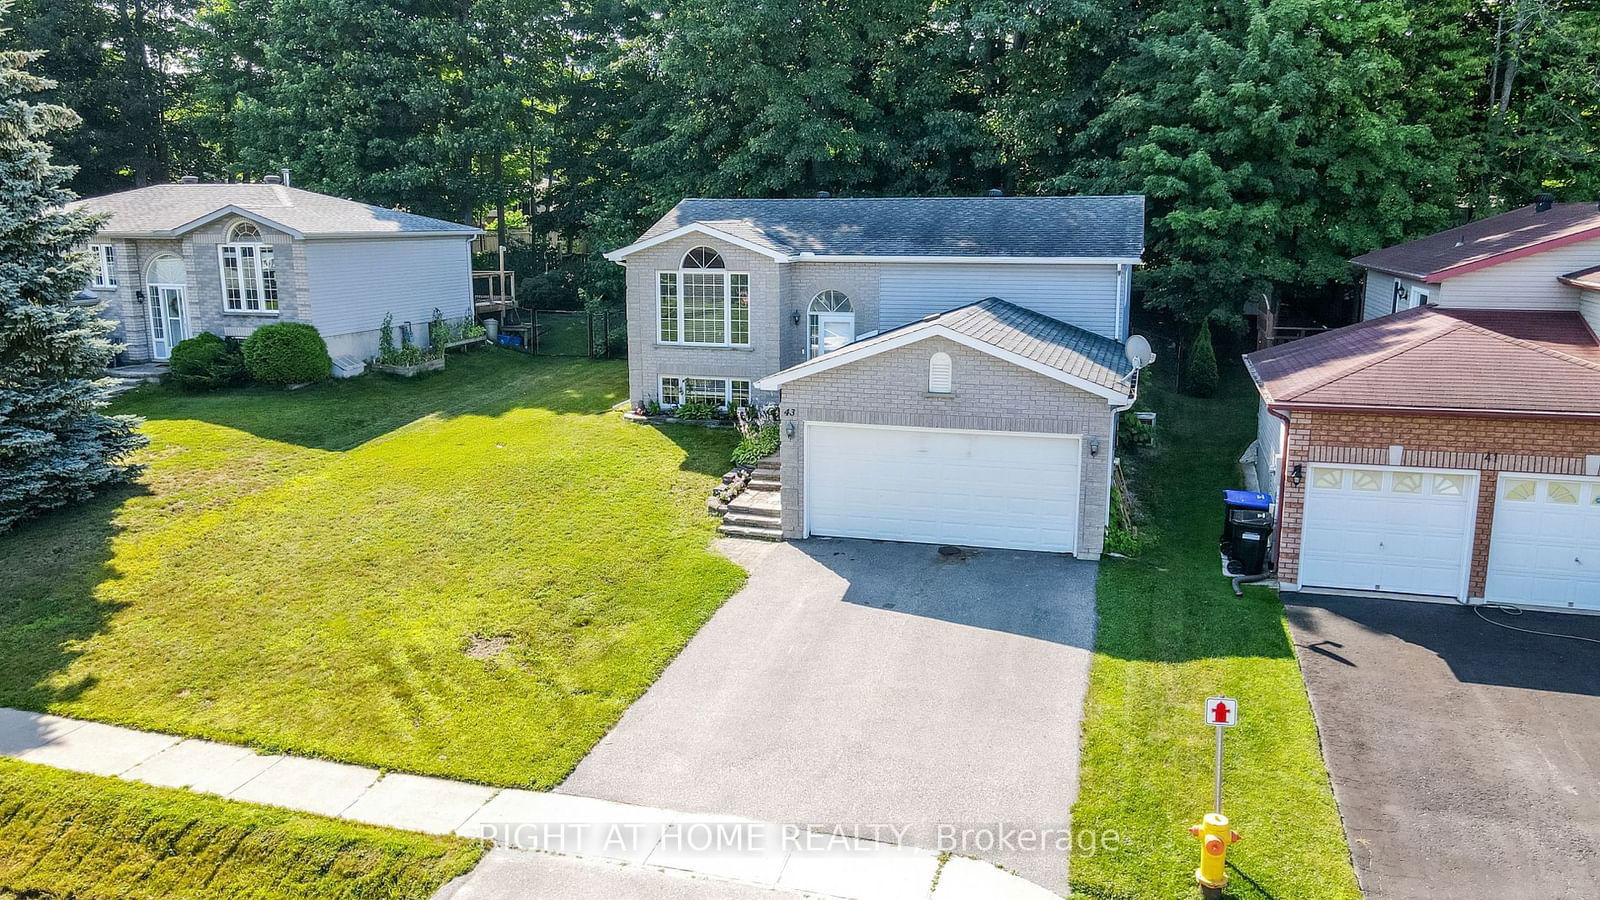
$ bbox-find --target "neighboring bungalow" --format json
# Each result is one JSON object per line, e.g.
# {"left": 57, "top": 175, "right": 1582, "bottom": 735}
{"left": 1247, "top": 198, "right": 1600, "bottom": 613}
{"left": 607, "top": 195, "right": 1148, "bottom": 558}
{"left": 74, "top": 177, "right": 481, "bottom": 371}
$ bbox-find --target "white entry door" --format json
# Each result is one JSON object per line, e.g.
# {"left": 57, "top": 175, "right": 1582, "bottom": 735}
{"left": 815, "top": 314, "right": 855, "bottom": 356}
{"left": 1485, "top": 475, "right": 1600, "bottom": 611}
{"left": 148, "top": 284, "right": 188, "bottom": 360}
{"left": 804, "top": 423, "right": 1081, "bottom": 553}
{"left": 1299, "top": 465, "right": 1477, "bottom": 599}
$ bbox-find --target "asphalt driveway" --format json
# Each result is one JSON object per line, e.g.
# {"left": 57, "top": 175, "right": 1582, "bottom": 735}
{"left": 558, "top": 538, "right": 1097, "bottom": 892}
{"left": 1285, "top": 594, "right": 1600, "bottom": 899}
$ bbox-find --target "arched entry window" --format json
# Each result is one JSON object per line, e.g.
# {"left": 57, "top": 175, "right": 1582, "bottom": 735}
{"left": 808, "top": 290, "right": 854, "bottom": 357}
{"left": 144, "top": 253, "right": 188, "bottom": 360}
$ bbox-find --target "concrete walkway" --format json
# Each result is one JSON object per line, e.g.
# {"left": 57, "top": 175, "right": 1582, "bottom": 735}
{"left": 0, "top": 708, "right": 1058, "bottom": 899}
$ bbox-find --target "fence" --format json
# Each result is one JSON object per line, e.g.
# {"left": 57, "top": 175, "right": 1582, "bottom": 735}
{"left": 517, "top": 309, "right": 624, "bottom": 358}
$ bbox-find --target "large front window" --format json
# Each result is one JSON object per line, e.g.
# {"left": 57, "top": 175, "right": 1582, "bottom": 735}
{"left": 219, "top": 221, "right": 280, "bottom": 313}
{"left": 657, "top": 247, "right": 749, "bottom": 346}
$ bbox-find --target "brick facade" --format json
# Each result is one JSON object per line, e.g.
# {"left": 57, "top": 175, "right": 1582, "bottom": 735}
{"left": 1274, "top": 410, "right": 1600, "bottom": 597}
{"left": 776, "top": 336, "right": 1118, "bottom": 559}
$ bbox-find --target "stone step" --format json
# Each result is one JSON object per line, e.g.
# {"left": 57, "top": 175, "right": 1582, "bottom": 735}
{"left": 722, "top": 510, "right": 781, "bottom": 529}
{"left": 747, "top": 477, "right": 781, "bottom": 492}
{"left": 752, "top": 456, "right": 780, "bottom": 472}
{"left": 717, "top": 523, "right": 784, "bottom": 541}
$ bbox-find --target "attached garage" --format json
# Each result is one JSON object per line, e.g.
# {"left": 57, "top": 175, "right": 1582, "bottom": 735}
{"left": 757, "top": 298, "right": 1137, "bottom": 559}
{"left": 1298, "top": 465, "right": 1478, "bottom": 600}
{"left": 805, "top": 423, "right": 1082, "bottom": 553}
{"left": 1485, "top": 475, "right": 1600, "bottom": 612}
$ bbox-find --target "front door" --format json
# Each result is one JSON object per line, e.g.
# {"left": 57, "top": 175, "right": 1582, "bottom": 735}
{"left": 816, "top": 314, "right": 855, "bottom": 356}
{"left": 148, "top": 284, "right": 188, "bottom": 360}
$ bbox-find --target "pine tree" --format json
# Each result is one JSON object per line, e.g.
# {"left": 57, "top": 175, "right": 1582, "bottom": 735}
{"left": 0, "top": 4, "right": 145, "bottom": 532}
{"left": 1185, "top": 319, "right": 1219, "bottom": 398}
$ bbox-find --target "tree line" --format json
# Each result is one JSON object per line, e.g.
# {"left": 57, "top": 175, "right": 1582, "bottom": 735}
{"left": 9, "top": 0, "right": 1600, "bottom": 326}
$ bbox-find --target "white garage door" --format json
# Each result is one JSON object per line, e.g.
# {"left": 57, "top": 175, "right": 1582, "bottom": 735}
{"left": 1300, "top": 465, "right": 1476, "bottom": 599}
{"left": 804, "top": 423, "right": 1081, "bottom": 553}
{"left": 1485, "top": 475, "right": 1600, "bottom": 611}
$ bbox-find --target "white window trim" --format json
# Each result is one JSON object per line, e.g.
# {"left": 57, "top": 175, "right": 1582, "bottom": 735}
{"left": 217, "top": 240, "right": 281, "bottom": 316}
{"left": 88, "top": 244, "right": 118, "bottom": 289}
{"left": 658, "top": 375, "right": 753, "bottom": 409}
{"left": 806, "top": 290, "right": 855, "bottom": 359}
{"left": 655, "top": 265, "right": 751, "bottom": 348}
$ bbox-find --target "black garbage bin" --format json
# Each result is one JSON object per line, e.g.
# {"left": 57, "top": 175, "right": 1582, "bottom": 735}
{"left": 1220, "top": 490, "right": 1274, "bottom": 575}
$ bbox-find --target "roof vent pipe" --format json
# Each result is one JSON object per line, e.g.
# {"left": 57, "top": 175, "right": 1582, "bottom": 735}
{"left": 815, "top": 191, "right": 830, "bottom": 199}
{"left": 986, "top": 188, "right": 1004, "bottom": 197}
{"left": 263, "top": 174, "right": 282, "bottom": 185}
{"left": 280, "top": 168, "right": 292, "bottom": 188}
{"left": 1535, "top": 192, "right": 1555, "bottom": 212}
{"left": 179, "top": 175, "right": 200, "bottom": 184}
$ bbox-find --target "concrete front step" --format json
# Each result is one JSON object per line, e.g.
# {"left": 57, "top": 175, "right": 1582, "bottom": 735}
{"left": 746, "top": 478, "right": 781, "bottom": 492}
{"left": 722, "top": 511, "right": 781, "bottom": 530}
{"left": 718, "top": 523, "right": 784, "bottom": 541}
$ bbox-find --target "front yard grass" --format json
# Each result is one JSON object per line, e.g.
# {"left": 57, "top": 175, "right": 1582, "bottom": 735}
{"left": 1069, "top": 361, "right": 1359, "bottom": 899}
{"left": 0, "top": 758, "right": 484, "bottom": 899}
{"left": 0, "top": 350, "right": 744, "bottom": 788}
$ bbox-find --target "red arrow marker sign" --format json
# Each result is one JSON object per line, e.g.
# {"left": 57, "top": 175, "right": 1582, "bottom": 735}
{"left": 1204, "top": 696, "right": 1238, "bottom": 727}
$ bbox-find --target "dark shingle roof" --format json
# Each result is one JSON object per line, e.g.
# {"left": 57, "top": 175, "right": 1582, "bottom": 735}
{"left": 70, "top": 184, "right": 481, "bottom": 239}
{"left": 1350, "top": 202, "right": 1600, "bottom": 281}
{"left": 629, "top": 196, "right": 1145, "bottom": 259}
{"left": 1244, "top": 306, "right": 1600, "bottom": 417}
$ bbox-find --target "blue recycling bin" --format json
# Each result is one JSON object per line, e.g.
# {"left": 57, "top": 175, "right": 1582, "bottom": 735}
{"left": 1221, "top": 490, "right": 1274, "bottom": 575}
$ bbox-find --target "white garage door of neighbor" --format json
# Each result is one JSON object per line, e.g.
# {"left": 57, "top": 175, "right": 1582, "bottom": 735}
{"left": 804, "top": 423, "right": 1081, "bottom": 553}
{"left": 1300, "top": 465, "right": 1477, "bottom": 599}
{"left": 1485, "top": 475, "right": 1600, "bottom": 612}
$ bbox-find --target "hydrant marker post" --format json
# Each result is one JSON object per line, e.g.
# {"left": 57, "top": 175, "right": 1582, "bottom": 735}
{"left": 1192, "top": 696, "right": 1241, "bottom": 896}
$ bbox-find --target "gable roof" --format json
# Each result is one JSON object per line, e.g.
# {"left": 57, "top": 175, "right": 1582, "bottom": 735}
{"left": 70, "top": 184, "right": 482, "bottom": 240}
{"left": 606, "top": 196, "right": 1145, "bottom": 263}
{"left": 1558, "top": 264, "right": 1600, "bottom": 292}
{"left": 756, "top": 297, "right": 1136, "bottom": 403}
{"left": 1244, "top": 306, "right": 1600, "bottom": 418}
{"left": 1350, "top": 202, "right": 1600, "bottom": 282}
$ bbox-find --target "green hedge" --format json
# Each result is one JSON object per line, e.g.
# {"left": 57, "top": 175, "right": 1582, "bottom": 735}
{"left": 242, "top": 322, "right": 332, "bottom": 385}
{"left": 168, "top": 332, "right": 246, "bottom": 390}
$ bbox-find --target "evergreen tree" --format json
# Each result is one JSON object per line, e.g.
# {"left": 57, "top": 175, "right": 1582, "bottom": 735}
{"left": 1185, "top": 318, "right": 1219, "bottom": 398}
{"left": 0, "top": 5, "right": 145, "bottom": 532}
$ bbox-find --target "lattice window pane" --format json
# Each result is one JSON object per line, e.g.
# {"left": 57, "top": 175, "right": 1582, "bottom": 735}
{"left": 259, "top": 246, "right": 279, "bottom": 311}
{"left": 730, "top": 274, "right": 749, "bottom": 344}
{"left": 683, "top": 377, "right": 727, "bottom": 404}
{"left": 682, "top": 273, "right": 726, "bottom": 343}
{"left": 731, "top": 380, "right": 751, "bottom": 407}
{"left": 658, "top": 273, "right": 678, "bottom": 342}
{"left": 659, "top": 377, "right": 681, "bottom": 406}
{"left": 221, "top": 246, "right": 244, "bottom": 310}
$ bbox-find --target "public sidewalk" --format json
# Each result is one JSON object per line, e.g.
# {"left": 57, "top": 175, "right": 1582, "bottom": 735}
{"left": 0, "top": 708, "right": 1057, "bottom": 899}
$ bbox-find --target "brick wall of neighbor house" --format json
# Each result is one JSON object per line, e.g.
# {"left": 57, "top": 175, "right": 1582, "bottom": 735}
{"left": 781, "top": 262, "right": 881, "bottom": 370}
{"left": 624, "top": 234, "right": 783, "bottom": 405}
{"left": 1274, "top": 411, "right": 1600, "bottom": 597}
{"left": 776, "top": 336, "right": 1117, "bottom": 558}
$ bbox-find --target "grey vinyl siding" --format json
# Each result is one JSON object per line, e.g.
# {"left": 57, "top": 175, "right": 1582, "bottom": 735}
{"left": 1255, "top": 397, "right": 1285, "bottom": 496}
{"left": 1582, "top": 291, "right": 1600, "bottom": 336}
{"left": 878, "top": 263, "right": 1122, "bottom": 339}
{"left": 302, "top": 237, "right": 474, "bottom": 341}
{"left": 1361, "top": 270, "right": 1397, "bottom": 320}
{"left": 1436, "top": 237, "right": 1597, "bottom": 310}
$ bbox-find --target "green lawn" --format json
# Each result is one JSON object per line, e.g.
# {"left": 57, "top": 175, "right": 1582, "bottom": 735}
{"left": 0, "top": 349, "right": 744, "bottom": 788}
{"left": 0, "top": 758, "right": 484, "bottom": 899}
{"left": 1069, "top": 361, "right": 1359, "bottom": 899}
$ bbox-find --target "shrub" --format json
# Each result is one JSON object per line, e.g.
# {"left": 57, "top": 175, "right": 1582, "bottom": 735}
{"left": 242, "top": 322, "right": 332, "bottom": 385}
{"left": 1185, "top": 319, "right": 1219, "bottom": 398}
{"left": 672, "top": 400, "right": 719, "bottom": 420}
{"left": 167, "top": 332, "right": 246, "bottom": 390}
{"left": 731, "top": 422, "right": 781, "bottom": 466}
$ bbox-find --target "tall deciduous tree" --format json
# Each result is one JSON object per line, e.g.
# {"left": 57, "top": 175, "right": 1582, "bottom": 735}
{"left": 0, "top": 4, "right": 145, "bottom": 531}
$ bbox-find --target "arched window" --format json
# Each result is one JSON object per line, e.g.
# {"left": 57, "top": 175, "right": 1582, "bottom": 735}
{"left": 807, "top": 290, "right": 855, "bottom": 357}
{"left": 659, "top": 246, "right": 746, "bottom": 345}
{"left": 219, "top": 220, "right": 279, "bottom": 314}
{"left": 682, "top": 246, "right": 725, "bottom": 269}
{"left": 928, "top": 352, "right": 953, "bottom": 393}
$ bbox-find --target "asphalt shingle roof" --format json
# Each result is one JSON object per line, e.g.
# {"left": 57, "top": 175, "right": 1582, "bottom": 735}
{"left": 633, "top": 196, "right": 1146, "bottom": 259}
{"left": 1350, "top": 202, "right": 1600, "bottom": 281}
{"left": 1244, "top": 306, "right": 1600, "bottom": 417}
{"left": 70, "top": 184, "right": 481, "bottom": 238}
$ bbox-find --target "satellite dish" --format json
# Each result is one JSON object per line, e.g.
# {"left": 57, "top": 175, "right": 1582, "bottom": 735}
{"left": 1125, "top": 334, "right": 1156, "bottom": 371}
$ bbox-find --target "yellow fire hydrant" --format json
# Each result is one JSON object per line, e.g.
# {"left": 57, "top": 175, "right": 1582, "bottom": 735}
{"left": 1188, "top": 812, "right": 1241, "bottom": 898}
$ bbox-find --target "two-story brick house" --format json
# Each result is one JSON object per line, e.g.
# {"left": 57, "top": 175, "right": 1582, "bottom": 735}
{"left": 74, "top": 179, "right": 480, "bottom": 369}
{"left": 607, "top": 195, "right": 1148, "bottom": 558}
{"left": 1247, "top": 198, "right": 1600, "bottom": 613}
